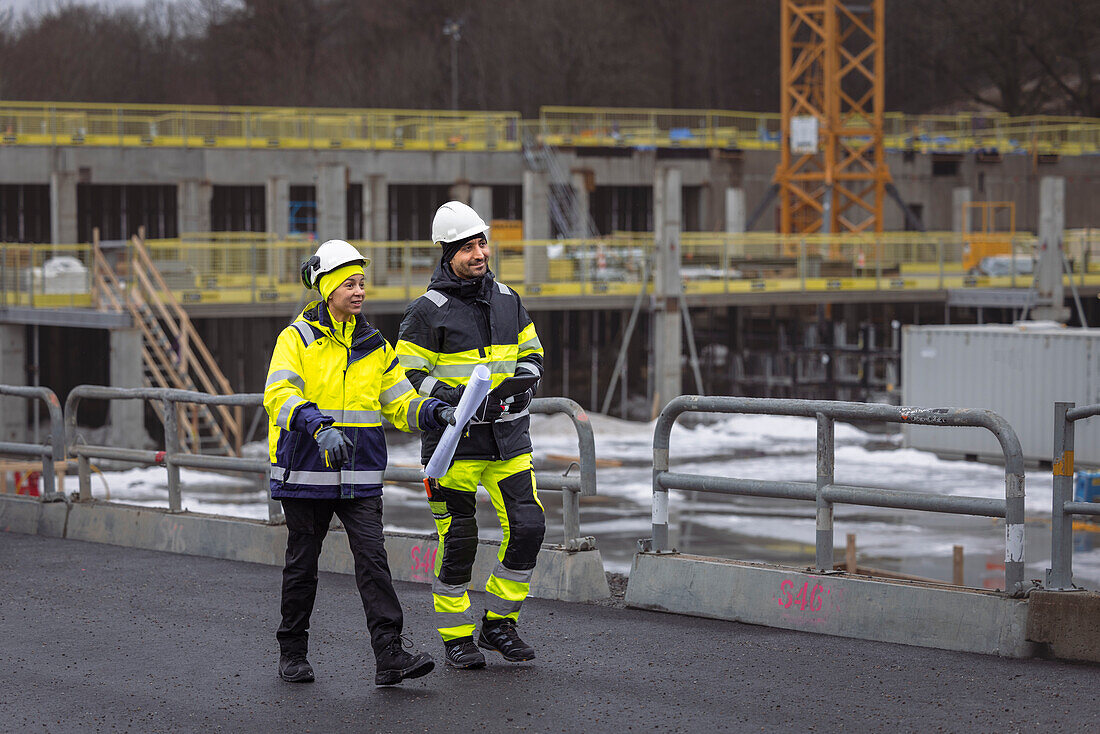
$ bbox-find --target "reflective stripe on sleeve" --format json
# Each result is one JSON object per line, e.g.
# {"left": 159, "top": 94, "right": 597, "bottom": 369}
{"left": 398, "top": 353, "right": 431, "bottom": 372}
{"left": 516, "top": 362, "right": 542, "bottom": 377}
{"left": 518, "top": 334, "right": 543, "bottom": 353}
{"left": 276, "top": 395, "right": 306, "bottom": 430}
{"left": 266, "top": 369, "right": 305, "bottom": 390}
{"left": 419, "top": 375, "right": 440, "bottom": 397}
{"left": 381, "top": 378, "right": 414, "bottom": 405}
{"left": 407, "top": 397, "right": 428, "bottom": 428}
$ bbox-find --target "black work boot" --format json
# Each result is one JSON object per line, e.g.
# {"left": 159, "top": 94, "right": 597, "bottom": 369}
{"left": 375, "top": 635, "right": 435, "bottom": 686}
{"left": 477, "top": 616, "right": 535, "bottom": 662}
{"left": 444, "top": 636, "right": 486, "bottom": 669}
{"left": 278, "top": 652, "right": 315, "bottom": 683}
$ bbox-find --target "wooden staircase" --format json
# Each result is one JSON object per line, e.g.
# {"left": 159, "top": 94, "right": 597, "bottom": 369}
{"left": 92, "top": 231, "right": 242, "bottom": 456}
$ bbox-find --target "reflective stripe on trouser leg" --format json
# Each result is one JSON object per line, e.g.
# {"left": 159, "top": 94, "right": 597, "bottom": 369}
{"left": 480, "top": 454, "right": 545, "bottom": 622}
{"left": 484, "top": 562, "right": 534, "bottom": 620}
{"left": 433, "top": 578, "right": 475, "bottom": 641}
{"left": 431, "top": 464, "right": 482, "bottom": 641}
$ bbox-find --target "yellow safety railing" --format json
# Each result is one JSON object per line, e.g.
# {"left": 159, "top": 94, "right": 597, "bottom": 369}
{"left": 536, "top": 107, "right": 783, "bottom": 150}
{"left": 0, "top": 102, "right": 523, "bottom": 151}
{"left": 5, "top": 230, "right": 1100, "bottom": 310}
{"left": 0, "top": 242, "right": 94, "bottom": 308}
{"left": 537, "top": 107, "right": 1100, "bottom": 154}
{"left": 1, "top": 101, "right": 1097, "bottom": 154}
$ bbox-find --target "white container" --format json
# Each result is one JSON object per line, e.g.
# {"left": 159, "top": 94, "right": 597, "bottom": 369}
{"left": 902, "top": 323, "right": 1100, "bottom": 467}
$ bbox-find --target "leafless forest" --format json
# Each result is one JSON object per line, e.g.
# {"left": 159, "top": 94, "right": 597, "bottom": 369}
{"left": 0, "top": 0, "right": 1096, "bottom": 116}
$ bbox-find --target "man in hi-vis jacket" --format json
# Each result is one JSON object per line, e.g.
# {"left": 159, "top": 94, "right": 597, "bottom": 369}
{"left": 397, "top": 201, "right": 546, "bottom": 670}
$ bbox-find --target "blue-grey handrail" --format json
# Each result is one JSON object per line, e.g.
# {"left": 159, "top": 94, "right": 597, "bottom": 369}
{"left": 0, "top": 385, "right": 67, "bottom": 502}
{"left": 651, "top": 395, "right": 1027, "bottom": 595}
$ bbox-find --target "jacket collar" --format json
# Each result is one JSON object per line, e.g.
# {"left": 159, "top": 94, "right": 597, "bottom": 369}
{"left": 298, "top": 300, "right": 378, "bottom": 348}
{"left": 429, "top": 262, "right": 496, "bottom": 301}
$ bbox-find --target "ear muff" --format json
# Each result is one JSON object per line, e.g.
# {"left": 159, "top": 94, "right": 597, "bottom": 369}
{"left": 300, "top": 255, "right": 321, "bottom": 289}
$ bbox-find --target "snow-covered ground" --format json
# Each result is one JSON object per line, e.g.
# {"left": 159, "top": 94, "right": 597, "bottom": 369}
{"left": 58, "top": 411, "right": 1100, "bottom": 589}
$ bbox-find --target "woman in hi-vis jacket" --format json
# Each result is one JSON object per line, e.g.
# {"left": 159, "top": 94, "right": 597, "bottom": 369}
{"left": 264, "top": 238, "right": 455, "bottom": 686}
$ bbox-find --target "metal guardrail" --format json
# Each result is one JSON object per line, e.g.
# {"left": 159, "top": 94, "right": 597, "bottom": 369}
{"left": 60, "top": 386, "right": 597, "bottom": 547}
{"left": 64, "top": 386, "right": 273, "bottom": 516}
{"left": 1047, "top": 401, "right": 1100, "bottom": 590}
{"left": 0, "top": 385, "right": 67, "bottom": 502}
{"left": 648, "top": 396, "right": 1028, "bottom": 595}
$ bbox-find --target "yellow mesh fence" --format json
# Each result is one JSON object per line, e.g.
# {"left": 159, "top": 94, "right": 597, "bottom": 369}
{"left": 6, "top": 230, "right": 1099, "bottom": 309}
{"left": 1, "top": 102, "right": 1096, "bottom": 153}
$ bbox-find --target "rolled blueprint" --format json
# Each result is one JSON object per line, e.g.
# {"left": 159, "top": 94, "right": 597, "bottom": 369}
{"left": 424, "top": 364, "right": 492, "bottom": 478}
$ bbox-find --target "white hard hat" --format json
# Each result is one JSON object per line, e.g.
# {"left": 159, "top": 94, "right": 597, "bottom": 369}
{"left": 432, "top": 201, "right": 489, "bottom": 244}
{"left": 300, "top": 239, "right": 369, "bottom": 290}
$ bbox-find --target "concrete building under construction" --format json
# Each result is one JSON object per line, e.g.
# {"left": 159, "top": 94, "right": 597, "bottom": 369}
{"left": 1, "top": 102, "right": 1099, "bottom": 448}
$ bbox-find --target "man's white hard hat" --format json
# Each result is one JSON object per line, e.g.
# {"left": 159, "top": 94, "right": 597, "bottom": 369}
{"left": 431, "top": 201, "right": 489, "bottom": 244}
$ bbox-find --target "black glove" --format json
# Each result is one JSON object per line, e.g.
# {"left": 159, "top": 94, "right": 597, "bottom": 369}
{"left": 314, "top": 426, "right": 353, "bottom": 469}
{"left": 431, "top": 383, "right": 464, "bottom": 406}
{"left": 432, "top": 402, "right": 457, "bottom": 428}
{"left": 475, "top": 394, "right": 506, "bottom": 423}
{"left": 504, "top": 388, "right": 533, "bottom": 414}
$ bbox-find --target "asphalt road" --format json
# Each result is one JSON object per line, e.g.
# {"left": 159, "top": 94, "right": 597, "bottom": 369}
{"left": 2, "top": 532, "right": 1098, "bottom": 733}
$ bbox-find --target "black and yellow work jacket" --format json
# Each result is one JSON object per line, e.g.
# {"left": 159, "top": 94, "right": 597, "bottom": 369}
{"left": 397, "top": 264, "right": 544, "bottom": 464}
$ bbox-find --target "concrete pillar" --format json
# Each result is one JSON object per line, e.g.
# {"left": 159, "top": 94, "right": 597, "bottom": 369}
{"left": 653, "top": 165, "right": 683, "bottom": 415}
{"left": 50, "top": 171, "right": 78, "bottom": 244}
{"left": 0, "top": 325, "right": 27, "bottom": 443}
{"left": 522, "top": 171, "right": 550, "bottom": 240}
{"left": 362, "top": 175, "right": 388, "bottom": 286}
{"left": 265, "top": 177, "right": 289, "bottom": 239}
{"left": 178, "top": 180, "right": 212, "bottom": 234}
{"left": 570, "top": 171, "right": 590, "bottom": 238}
{"left": 725, "top": 187, "right": 746, "bottom": 233}
{"left": 315, "top": 164, "right": 348, "bottom": 243}
{"left": 108, "top": 328, "right": 145, "bottom": 449}
{"left": 449, "top": 181, "right": 472, "bottom": 205}
{"left": 471, "top": 186, "right": 492, "bottom": 223}
{"left": 522, "top": 170, "right": 550, "bottom": 285}
{"left": 952, "top": 187, "right": 971, "bottom": 233}
{"left": 1032, "top": 176, "right": 1069, "bottom": 323}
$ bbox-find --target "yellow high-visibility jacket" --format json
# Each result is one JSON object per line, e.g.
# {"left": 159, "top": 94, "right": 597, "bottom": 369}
{"left": 264, "top": 301, "right": 441, "bottom": 499}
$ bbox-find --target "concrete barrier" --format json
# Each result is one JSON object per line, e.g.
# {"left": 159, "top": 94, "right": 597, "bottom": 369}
{"left": 1026, "top": 590, "right": 1100, "bottom": 663}
{"left": 0, "top": 495, "right": 611, "bottom": 603}
{"left": 625, "top": 551, "right": 1036, "bottom": 658}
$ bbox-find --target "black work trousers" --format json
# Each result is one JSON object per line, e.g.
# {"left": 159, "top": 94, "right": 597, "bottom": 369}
{"left": 276, "top": 496, "right": 402, "bottom": 659}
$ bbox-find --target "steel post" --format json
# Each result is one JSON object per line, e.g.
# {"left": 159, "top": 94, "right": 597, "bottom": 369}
{"left": 78, "top": 454, "right": 91, "bottom": 501}
{"left": 163, "top": 399, "right": 182, "bottom": 513}
{"left": 1047, "top": 401, "right": 1075, "bottom": 589}
{"left": 816, "top": 412, "right": 835, "bottom": 571}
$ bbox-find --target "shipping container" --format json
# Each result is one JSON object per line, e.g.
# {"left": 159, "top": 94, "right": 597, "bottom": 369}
{"left": 902, "top": 323, "right": 1100, "bottom": 467}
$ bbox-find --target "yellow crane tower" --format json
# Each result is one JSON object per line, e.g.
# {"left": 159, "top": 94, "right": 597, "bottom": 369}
{"left": 775, "top": 0, "right": 890, "bottom": 234}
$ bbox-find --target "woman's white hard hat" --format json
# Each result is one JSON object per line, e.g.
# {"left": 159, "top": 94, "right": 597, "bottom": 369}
{"left": 300, "top": 239, "right": 369, "bottom": 290}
